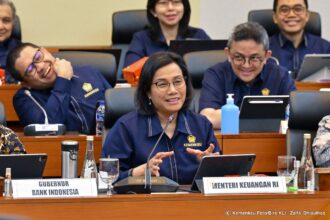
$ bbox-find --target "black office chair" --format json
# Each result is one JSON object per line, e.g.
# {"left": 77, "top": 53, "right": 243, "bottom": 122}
{"left": 287, "top": 91, "right": 330, "bottom": 161}
{"left": 52, "top": 51, "right": 117, "bottom": 87}
{"left": 183, "top": 50, "right": 227, "bottom": 112}
{"left": 111, "top": 9, "right": 148, "bottom": 80}
{"left": 0, "top": 101, "right": 6, "bottom": 126}
{"left": 248, "top": 9, "right": 321, "bottom": 37}
{"left": 12, "top": 15, "right": 21, "bottom": 41}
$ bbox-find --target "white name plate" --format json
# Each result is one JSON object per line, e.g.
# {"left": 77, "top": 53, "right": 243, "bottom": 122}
{"left": 12, "top": 178, "right": 98, "bottom": 199}
{"left": 35, "top": 124, "right": 59, "bottom": 131}
{"left": 203, "top": 176, "right": 287, "bottom": 195}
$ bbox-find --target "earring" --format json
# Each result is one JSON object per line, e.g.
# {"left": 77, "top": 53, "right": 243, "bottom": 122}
{"left": 148, "top": 98, "right": 152, "bottom": 106}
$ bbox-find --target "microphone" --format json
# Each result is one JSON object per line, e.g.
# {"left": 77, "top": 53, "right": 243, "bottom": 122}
{"left": 25, "top": 90, "right": 49, "bottom": 124}
{"left": 113, "top": 114, "right": 179, "bottom": 194}
{"left": 145, "top": 113, "right": 175, "bottom": 189}
{"left": 23, "top": 90, "right": 66, "bottom": 136}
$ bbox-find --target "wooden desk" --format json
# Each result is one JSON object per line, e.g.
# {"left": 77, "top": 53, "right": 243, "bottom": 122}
{"left": 0, "top": 192, "right": 329, "bottom": 220}
{"left": 20, "top": 132, "right": 284, "bottom": 177}
{"left": 216, "top": 132, "right": 286, "bottom": 174}
{"left": 0, "top": 84, "right": 20, "bottom": 122}
{"left": 295, "top": 81, "right": 330, "bottom": 91}
{"left": 20, "top": 134, "right": 102, "bottom": 177}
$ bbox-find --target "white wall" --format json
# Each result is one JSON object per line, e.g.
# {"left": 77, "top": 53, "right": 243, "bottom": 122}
{"left": 201, "top": 0, "right": 330, "bottom": 41}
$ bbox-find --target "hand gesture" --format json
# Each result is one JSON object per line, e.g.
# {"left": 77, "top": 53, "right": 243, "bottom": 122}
{"left": 186, "top": 143, "right": 219, "bottom": 161}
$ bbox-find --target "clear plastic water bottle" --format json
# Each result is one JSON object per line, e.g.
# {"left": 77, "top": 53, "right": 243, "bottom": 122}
{"left": 298, "top": 133, "right": 315, "bottom": 191}
{"left": 221, "top": 94, "right": 239, "bottom": 134}
{"left": 95, "top": 100, "right": 105, "bottom": 135}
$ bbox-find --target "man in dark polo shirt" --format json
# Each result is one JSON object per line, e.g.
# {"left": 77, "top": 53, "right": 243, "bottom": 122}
{"left": 199, "top": 22, "right": 296, "bottom": 129}
{"left": 270, "top": 0, "right": 330, "bottom": 78}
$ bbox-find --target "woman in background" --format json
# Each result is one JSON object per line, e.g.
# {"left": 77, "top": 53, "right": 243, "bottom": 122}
{"left": 124, "top": 0, "right": 210, "bottom": 66}
{"left": 103, "top": 52, "right": 220, "bottom": 184}
{"left": 0, "top": 0, "right": 20, "bottom": 83}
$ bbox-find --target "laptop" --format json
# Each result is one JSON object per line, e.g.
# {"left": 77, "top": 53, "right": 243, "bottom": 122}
{"left": 0, "top": 154, "right": 47, "bottom": 179}
{"left": 169, "top": 39, "right": 227, "bottom": 56}
{"left": 191, "top": 154, "right": 256, "bottom": 192}
{"left": 239, "top": 95, "right": 289, "bottom": 133}
{"left": 296, "top": 54, "right": 330, "bottom": 82}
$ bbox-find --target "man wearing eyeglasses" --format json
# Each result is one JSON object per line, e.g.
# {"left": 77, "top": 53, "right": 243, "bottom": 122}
{"left": 270, "top": 0, "right": 330, "bottom": 79}
{"left": 199, "top": 22, "right": 296, "bottom": 129}
{"left": 6, "top": 42, "right": 111, "bottom": 134}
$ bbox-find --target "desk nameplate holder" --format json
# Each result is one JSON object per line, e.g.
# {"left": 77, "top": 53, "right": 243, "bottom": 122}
{"left": 203, "top": 176, "right": 286, "bottom": 195}
{"left": 12, "top": 178, "right": 97, "bottom": 199}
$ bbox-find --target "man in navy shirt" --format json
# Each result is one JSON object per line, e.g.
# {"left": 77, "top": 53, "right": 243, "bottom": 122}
{"left": 270, "top": 0, "right": 330, "bottom": 78}
{"left": 199, "top": 22, "right": 296, "bottom": 129}
{"left": 6, "top": 42, "right": 111, "bottom": 134}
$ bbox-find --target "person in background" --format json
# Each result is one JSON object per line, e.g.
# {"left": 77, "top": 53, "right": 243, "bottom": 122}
{"left": 102, "top": 52, "right": 220, "bottom": 184}
{"left": 270, "top": 0, "right": 330, "bottom": 78}
{"left": 6, "top": 42, "right": 111, "bottom": 134}
{"left": 124, "top": 0, "right": 210, "bottom": 66}
{"left": 199, "top": 22, "right": 296, "bottom": 129}
{"left": 0, "top": 124, "right": 25, "bottom": 154}
{"left": 312, "top": 115, "right": 330, "bottom": 167}
{"left": 0, "top": 0, "right": 20, "bottom": 84}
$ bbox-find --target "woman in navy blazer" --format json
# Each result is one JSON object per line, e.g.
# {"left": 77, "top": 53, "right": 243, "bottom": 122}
{"left": 124, "top": 0, "right": 210, "bottom": 66}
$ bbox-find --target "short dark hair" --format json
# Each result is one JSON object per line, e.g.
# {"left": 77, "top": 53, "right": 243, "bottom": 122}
{"left": 273, "top": 0, "right": 308, "bottom": 12}
{"left": 136, "top": 51, "right": 193, "bottom": 115}
{"left": 6, "top": 42, "right": 39, "bottom": 81}
{"left": 227, "top": 22, "right": 269, "bottom": 51}
{"left": 147, "top": 0, "right": 191, "bottom": 41}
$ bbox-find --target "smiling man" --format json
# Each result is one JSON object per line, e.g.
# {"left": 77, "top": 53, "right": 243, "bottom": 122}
{"left": 270, "top": 0, "right": 330, "bottom": 78}
{"left": 6, "top": 42, "right": 111, "bottom": 134}
{"left": 199, "top": 22, "right": 296, "bottom": 129}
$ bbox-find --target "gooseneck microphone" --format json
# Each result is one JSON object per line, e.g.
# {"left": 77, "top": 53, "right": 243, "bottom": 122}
{"left": 25, "top": 90, "right": 49, "bottom": 124}
{"left": 145, "top": 113, "right": 175, "bottom": 189}
{"left": 23, "top": 90, "right": 66, "bottom": 136}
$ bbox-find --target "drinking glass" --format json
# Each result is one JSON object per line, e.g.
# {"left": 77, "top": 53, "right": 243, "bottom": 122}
{"left": 277, "top": 155, "right": 296, "bottom": 188}
{"left": 99, "top": 158, "right": 119, "bottom": 195}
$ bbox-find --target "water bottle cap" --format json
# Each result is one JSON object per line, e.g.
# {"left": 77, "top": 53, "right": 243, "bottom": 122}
{"left": 86, "top": 136, "right": 94, "bottom": 141}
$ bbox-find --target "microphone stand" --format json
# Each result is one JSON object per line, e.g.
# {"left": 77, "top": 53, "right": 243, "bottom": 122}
{"left": 145, "top": 114, "right": 175, "bottom": 190}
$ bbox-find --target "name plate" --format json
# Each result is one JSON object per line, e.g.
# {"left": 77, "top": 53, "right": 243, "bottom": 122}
{"left": 12, "top": 178, "right": 98, "bottom": 198}
{"left": 203, "top": 176, "right": 286, "bottom": 195}
{"left": 35, "top": 124, "right": 59, "bottom": 131}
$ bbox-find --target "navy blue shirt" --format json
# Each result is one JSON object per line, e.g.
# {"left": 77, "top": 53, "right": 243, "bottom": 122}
{"left": 13, "top": 65, "right": 111, "bottom": 134}
{"left": 0, "top": 38, "right": 21, "bottom": 83}
{"left": 270, "top": 32, "right": 330, "bottom": 78}
{"left": 124, "top": 27, "right": 211, "bottom": 66}
{"left": 102, "top": 110, "right": 220, "bottom": 184}
{"left": 199, "top": 61, "right": 296, "bottom": 111}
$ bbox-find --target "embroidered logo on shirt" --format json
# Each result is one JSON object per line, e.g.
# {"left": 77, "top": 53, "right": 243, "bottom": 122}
{"left": 82, "top": 83, "right": 93, "bottom": 92}
{"left": 184, "top": 135, "right": 202, "bottom": 148}
{"left": 261, "top": 88, "right": 270, "bottom": 96}
{"left": 82, "top": 83, "right": 100, "bottom": 98}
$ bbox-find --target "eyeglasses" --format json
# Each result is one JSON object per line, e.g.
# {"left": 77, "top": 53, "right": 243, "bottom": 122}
{"left": 156, "top": 0, "right": 183, "bottom": 7}
{"left": 152, "top": 77, "right": 186, "bottom": 92}
{"left": 24, "top": 48, "right": 45, "bottom": 78}
{"left": 277, "top": 5, "right": 306, "bottom": 16}
{"left": 230, "top": 53, "right": 264, "bottom": 66}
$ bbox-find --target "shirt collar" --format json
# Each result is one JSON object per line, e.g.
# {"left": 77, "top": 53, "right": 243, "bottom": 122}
{"left": 278, "top": 32, "right": 308, "bottom": 48}
{"left": 147, "top": 111, "right": 191, "bottom": 137}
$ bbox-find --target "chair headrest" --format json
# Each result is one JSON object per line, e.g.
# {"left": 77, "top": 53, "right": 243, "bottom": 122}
{"left": 52, "top": 51, "right": 117, "bottom": 87}
{"left": 104, "top": 87, "right": 136, "bottom": 129}
{"left": 112, "top": 10, "right": 148, "bottom": 44}
{"left": 248, "top": 9, "right": 321, "bottom": 37}
{"left": 0, "top": 101, "right": 6, "bottom": 126}
{"left": 183, "top": 50, "right": 227, "bottom": 88}
{"left": 289, "top": 91, "right": 330, "bottom": 130}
